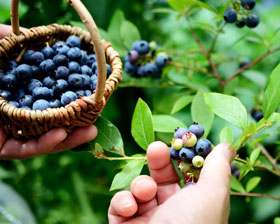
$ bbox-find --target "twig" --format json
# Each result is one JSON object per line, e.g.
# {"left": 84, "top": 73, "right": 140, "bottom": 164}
{"left": 168, "top": 61, "right": 212, "bottom": 76}
{"left": 257, "top": 143, "right": 280, "bottom": 173}
{"left": 231, "top": 192, "right": 280, "bottom": 200}
{"left": 275, "top": 150, "right": 280, "bottom": 161}
{"left": 95, "top": 156, "right": 146, "bottom": 161}
{"left": 225, "top": 46, "right": 280, "bottom": 84}
{"left": 118, "top": 81, "right": 172, "bottom": 88}
{"left": 208, "top": 21, "right": 226, "bottom": 55}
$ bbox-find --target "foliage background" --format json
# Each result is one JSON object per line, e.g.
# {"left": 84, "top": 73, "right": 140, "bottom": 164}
{"left": 0, "top": 0, "right": 280, "bottom": 223}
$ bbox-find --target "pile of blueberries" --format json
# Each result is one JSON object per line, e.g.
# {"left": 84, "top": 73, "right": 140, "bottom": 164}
{"left": 170, "top": 122, "right": 213, "bottom": 182}
{"left": 224, "top": 0, "right": 260, "bottom": 28}
{"left": 0, "top": 35, "right": 112, "bottom": 110}
{"left": 124, "top": 40, "right": 171, "bottom": 79}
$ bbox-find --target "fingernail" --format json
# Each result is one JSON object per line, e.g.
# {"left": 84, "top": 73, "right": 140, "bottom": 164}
{"left": 223, "top": 143, "right": 236, "bottom": 162}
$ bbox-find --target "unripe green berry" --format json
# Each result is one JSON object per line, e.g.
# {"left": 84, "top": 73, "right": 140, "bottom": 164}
{"left": 171, "top": 138, "right": 184, "bottom": 150}
{"left": 149, "top": 41, "right": 157, "bottom": 51}
{"left": 179, "top": 162, "right": 191, "bottom": 173}
{"left": 192, "top": 155, "right": 205, "bottom": 168}
{"left": 157, "top": 52, "right": 168, "bottom": 58}
{"left": 182, "top": 132, "right": 197, "bottom": 147}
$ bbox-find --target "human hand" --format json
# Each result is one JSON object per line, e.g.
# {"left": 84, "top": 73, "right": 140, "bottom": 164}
{"left": 0, "top": 125, "right": 97, "bottom": 159}
{"left": 108, "top": 141, "right": 235, "bottom": 224}
{"left": 0, "top": 24, "right": 26, "bottom": 39}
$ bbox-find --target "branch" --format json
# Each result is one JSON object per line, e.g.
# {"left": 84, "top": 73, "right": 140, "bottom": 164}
{"left": 275, "top": 150, "right": 280, "bottom": 161}
{"left": 231, "top": 192, "right": 280, "bottom": 200}
{"left": 208, "top": 21, "right": 226, "bottom": 55}
{"left": 118, "top": 81, "right": 172, "bottom": 88}
{"left": 168, "top": 61, "right": 212, "bottom": 76}
{"left": 226, "top": 46, "right": 280, "bottom": 84}
{"left": 257, "top": 143, "right": 280, "bottom": 173}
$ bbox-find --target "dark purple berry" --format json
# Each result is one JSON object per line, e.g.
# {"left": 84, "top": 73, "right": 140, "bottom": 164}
{"left": 224, "top": 9, "right": 237, "bottom": 23}
{"left": 128, "top": 50, "right": 139, "bottom": 63}
{"left": 245, "top": 15, "right": 260, "bottom": 28}
{"left": 174, "top": 128, "right": 188, "bottom": 138}
{"left": 235, "top": 19, "right": 246, "bottom": 28}
{"left": 241, "top": 0, "right": 256, "bottom": 10}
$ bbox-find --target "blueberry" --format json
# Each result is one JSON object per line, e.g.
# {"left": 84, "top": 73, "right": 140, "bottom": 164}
{"left": 66, "top": 35, "right": 81, "bottom": 48}
{"left": 241, "top": 0, "right": 256, "bottom": 10}
{"left": 128, "top": 50, "right": 139, "bottom": 63}
{"left": 81, "top": 65, "right": 92, "bottom": 76}
{"left": 52, "top": 41, "right": 66, "bottom": 51}
{"left": 68, "top": 74, "right": 83, "bottom": 89}
{"left": 55, "top": 44, "right": 70, "bottom": 55}
{"left": 61, "top": 91, "right": 77, "bottom": 105}
{"left": 31, "top": 66, "right": 40, "bottom": 76}
{"left": 55, "top": 66, "right": 69, "bottom": 79}
{"left": 184, "top": 182, "right": 196, "bottom": 188}
{"left": 39, "top": 59, "right": 56, "bottom": 75}
{"left": 84, "top": 90, "right": 92, "bottom": 96}
{"left": 235, "top": 19, "right": 246, "bottom": 28}
{"left": 8, "top": 101, "right": 19, "bottom": 107}
{"left": 0, "top": 90, "right": 12, "bottom": 101}
{"left": 76, "top": 90, "right": 85, "bottom": 98}
{"left": 2, "top": 74, "right": 18, "bottom": 89}
{"left": 106, "top": 64, "right": 112, "bottom": 76}
{"left": 87, "top": 54, "right": 96, "bottom": 66}
{"left": 4, "top": 60, "right": 18, "bottom": 72}
{"left": 137, "top": 65, "right": 146, "bottom": 77}
{"left": 245, "top": 15, "right": 260, "bottom": 28}
{"left": 16, "top": 64, "right": 33, "bottom": 80}
{"left": 195, "top": 139, "right": 212, "bottom": 157}
{"left": 68, "top": 61, "right": 80, "bottom": 73}
{"left": 170, "top": 147, "right": 180, "bottom": 160}
{"left": 174, "top": 128, "right": 189, "bottom": 138}
{"left": 21, "top": 106, "right": 31, "bottom": 110}
{"left": 53, "top": 79, "right": 68, "bottom": 94}
{"left": 224, "top": 9, "right": 237, "bottom": 23}
{"left": 43, "top": 76, "right": 55, "bottom": 88}
{"left": 0, "top": 73, "right": 4, "bottom": 88}
{"left": 144, "top": 63, "right": 158, "bottom": 76}
{"left": 41, "top": 46, "right": 55, "bottom": 59}
{"left": 233, "top": 170, "right": 240, "bottom": 179}
{"left": 67, "top": 47, "right": 82, "bottom": 61}
{"left": 29, "top": 52, "right": 45, "bottom": 65}
{"left": 19, "top": 95, "right": 33, "bottom": 107}
{"left": 179, "top": 147, "right": 195, "bottom": 163}
{"left": 49, "top": 99, "right": 61, "bottom": 108}
{"left": 81, "top": 75, "right": 91, "bottom": 88}
{"left": 239, "top": 59, "right": 250, "bottom": 68}
{"left": 79, "top": 51, "right": 87, "bottom": 65}
{"left": 91, "top": 62, "right": 111, "bottom": 76}
{"left": 155, "top": 56, "right": 168, "bottom": 68}
{"left": 53, "top": 55, "right": 69, "bottom": 67}
{"left": 23, "top": 50, "right": 34, "bottom": 63}
{"left": 90, "top": 75, "right": 97, "bottom": 90}
{"left": 15, "top": 88, "right": 25, "bottom": 101}
{"left": 251, "top": 109, "right": 263, "bottom": 122}
{"left": 124, "top": 61, "right": 137, "bottom": 75}
{"left": 28, "top": 79, "right": 43, "bottom": 94}
{"left": 32, "top": 87, "right": 52, "bottom": 100}
{"left": 188, "top": 123, "right": 204, "bottom": 138}
{"left": 91, "top": 62, "right": 98, "bottom": 74}
{"left": 230, "top": 164, "right": 238, "bottom": 174}
{"left": 132, "top": 40, "right": 150, "bottom": 55}
{"left": 32, "top": 99, "right": 50, "bottom": 110}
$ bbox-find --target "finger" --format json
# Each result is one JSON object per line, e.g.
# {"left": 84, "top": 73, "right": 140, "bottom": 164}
{"left": 0, "top": 24, "right": 27, "bottom": 39}
{"left": 0, "top": 138, "right": 23, "bottom": 159}
{"left": 147, "top": 141, "right": 181, "bottom": 204}
{"left": 108, "top": 191, "right": 137, "bottom": 223}
{"left": 0, "top": 127, "right": 8, "bottom": 149}
{"left": 52, "top": 125, "right": 97, "bottom": 153}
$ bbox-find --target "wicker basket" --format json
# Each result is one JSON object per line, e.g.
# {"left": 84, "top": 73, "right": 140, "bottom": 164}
{"left": 0, "top": 0, "right": 122, "bottom": 139}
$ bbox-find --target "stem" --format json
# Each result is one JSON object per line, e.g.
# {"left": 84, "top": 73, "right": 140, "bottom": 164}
{"left": 225, "top": 46, "right": 280, "bottom": 84}
{"left": 118, "top": 81, "right": 172, "bottom": 88}
{"left": 168, "top": 61, "right": 212, "bottom": 76}
{"left": 208, "top": 21, "right": 226, "bottom": 55}
{"left": 257, "top": 143, "right": 280, "bottom": 173}
{"left": 96, "top": 156, "right": 146, "bottom": 161}
{"left": 230, "top": 192, "right": 280, "bottom": 200}
{"left": 275, "top": 150, "right": 280, "bottom": 161}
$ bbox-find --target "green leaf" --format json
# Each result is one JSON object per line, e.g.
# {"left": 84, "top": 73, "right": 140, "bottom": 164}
{"left": 242, "top": 70, "right": 267, "bottom": 88}
{"left": 263, "top": 63, "right": 280, "bottom": 118}
{"left": 171, "top": 95, "right": 193, "bottom": 114}
{"left": 191, "top": 90, "right": 214, "bottom": 137}
{"left": 187, "top": 0, "right": 217, "bottom": 14}
{"left": 219, "top": 126, "right": 233, "bottom": 144}
{"left": 131, "top": 98, "right": 155, "bottom": 150}
{"left": 108, "top": 10, "right": 125, "bottom": 38}
{"left": 93, "top": 143, "right": 106, "bottom": 158}
{"left": 152, "top": 8, "right": 178, "bottom": 14}
{"left": 167, "top": 0, "right": 186, "bottom": 11}
{"left": 121, "top": 21, "right": 141, "bottom": 49}
{"left": 230, "top": 176, "right": 246, "bottom": 193}
{"left": 70, "top": 21, "right": 87, "bottom": 30}
{"left": 246, "top": 177, "right": 261, "bottom": 193}
{"left": 250, "top": 147, "right": 261, "bottom": 166}
{"left": 91, "top": 117, "right": 123, "bottom": 155}
{"left": 267, "top": 112, "right": 280, "bottom": 123}
{"left": 274, "top": 217, "right": 280, "bottom": 224}
{"left": 153, "top": 115, "right": 187, "bottom": 133}
{"left": 110, "top": 159, "right": 145, "bottom": 191}
{"left": 204, "top": 93, "right": 248, "bottom": 131}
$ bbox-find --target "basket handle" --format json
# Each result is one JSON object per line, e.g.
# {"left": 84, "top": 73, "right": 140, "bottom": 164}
{"left": 11, "top": 0, "right": 107, "bottom": 104}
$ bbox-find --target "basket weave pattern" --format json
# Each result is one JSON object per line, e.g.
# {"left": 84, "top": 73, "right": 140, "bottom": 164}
{"left": 0, "top": 24, "right": 122, "bottom": 138}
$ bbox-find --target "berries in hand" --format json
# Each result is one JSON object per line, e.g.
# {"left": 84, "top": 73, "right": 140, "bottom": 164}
{"left": 195, "top": 139, "right": 212, "bottom": 157}
{"left": 184, "top": 182, "right": 196, "bottom": 188}
{"left": 224, "top": 9, "right": 238, "bottom": 23}
{"left": 179, "top": 147, "right": 195, "bottom": 163}
{"left": 178, "top": 161, "right": 191, "bottom": 173}
{"left": 170, "top": 147, "right": 180, "bottom": 160}
{"left": 171, "top": 138, "right": 184, "bottom": 150}
{"left": 188, "top": 123, "right": 204, "bottom": 138}
{"left": 245, "top": 14, "right": 260, "bottom": 28}
{"left": 174, "top": 128, "right": 189, "bottom": 138}
{"left": 192, "top": 155, "right": 205, "bottom": 168}
{"left": 241, "top": 0, "right": 256, "bottom": 10}
{"left": 182, "top": 132, "right": 197, "bottom": 147}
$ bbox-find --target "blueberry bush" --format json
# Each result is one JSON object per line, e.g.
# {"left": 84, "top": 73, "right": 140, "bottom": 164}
{"left": 0, "top": 0, "right": 280, "bottom": 223}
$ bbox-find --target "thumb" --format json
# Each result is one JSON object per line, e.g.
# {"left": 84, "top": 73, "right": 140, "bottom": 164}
{"left": 197, "top": 142, "right": 235, "bottom": 190}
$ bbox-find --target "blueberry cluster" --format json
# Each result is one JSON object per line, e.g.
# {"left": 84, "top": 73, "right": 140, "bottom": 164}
{"left": 124, "top": 40, "right": 171, "bottom": 79}
{"left": 224, "top": 0, "right": 260, "bottom": 28}
{"left": 170, "top": 123, "right": 213, "bottom": 182}
{"left": 0, "top": 35, "right": 112, "bottom": 111}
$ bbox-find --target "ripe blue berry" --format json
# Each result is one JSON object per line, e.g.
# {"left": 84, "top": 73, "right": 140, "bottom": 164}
{"left": 49, "top": 99, "right": 61, "bottom": 108}
{"left": 144, "top": 63, "right": 158, "bottom": 76}
{"left": 106, "top": 64, "right": 112, "bottom": 76}
{"left": 136, "top": 65, "right": 146, "bottom": 77}
{"left": 239, "top": 59, "right": 250, "bottom": 68}
{"left": 224, "top": 9, "right": 237, "bottom": 23}
{"left": 174, "top": 128, "right": 188, "bottom": 138}
{"left": 155, "top": 56, "right": 168, "bottom": 68}
{"left": 132, "top": 40, "right": 150, "bottom": 55}
{"left": 55, "top": 44, "right": 70, "bottom": 55}
{"left": 81, "top": 65, "right": 92, "bottom": 76}
{"left": 55, "top": 66, "right": 69, "bottom": 79}
{"left": 53, "top": 55, "right": 69, "bottom": 67}
{"left": 66, "top": 35, "right": 81, "bottom": 48}
{"left": 15, "top": 88, "right": 25, "bottom": 101}
{"left": 9, "top": 101, "right": 20, "bottom": 107}
{"left": 32, "top": 87, "right": 52, "bottom": 100}
{"left": 19, "top": 95, "right": 33, "bottom": 107}
{"left": 23, "top": 50, "right": 34, "bottom": 63}
{"left": 67, "top": 47, "right": 82, "bottom": 61}
{"left": 43, "top": 76, "right": 55, "bottom": 88}
{"left": 52, "top": 41, "right": 66, "bottom": 51}
{"left": 188, "top": 123, "right": 204, "bottom": 138}
{"left": 16, "top": 64, "right": 33, "bottom": 80}
{"left": 39, "top": 59, "right": 56, "bottom": 75}
{"left": 251, "top": 110, "right": 263, "bottom": 122}
{"left": 28, "top": 79, "right": 43, "bottom": 94}
{"left": 68, "top": 61, "right": 80, "bottom": 73}
{"left": 61, "top": 91, "right": 77, "bottom": 105}
{"left": 233, "top": 170, "right": 240, "bottom": 179}
{"left": 125, "top": 61, "right": 137, "bottom": 75}
{"left": 5, "top": 60, "right": 18, "bottom": 71}
{"left": 90, "top": 75, "right": 97, "bottom": 90}
{"left": 32, "top": 99, "right": 50, "bottom": 110}
{"left": 53, "top": 79, "right": 68, "bottom": 94}
{"left": 179, "top": 147, "right": 195, "bottom": 163}
{"left": 235, "top": 19, "right": 246, "bottom": 28}
{"left": 87, "top": 54, "right": 96, "bottom": 66}
{"left": 230, "top": 164, "right": 238, "bottom": 174}
{"left": 29, "top": 52, "right": 45, "bottom": 65}
{"left": 128, "top": 50, "right": 139, "bottom": 63}
{"left": 79, "top": 51, "right": 87, "bottom": 65}
{"left": 68, "top": 74, "right": 83, "bottom": 89}
{"left": 75, "top": 90, "right": 85, "bottom": 98}
{"left": 0, "top": 90, "right": 12, "bottom": 101}
{"left": 31, "top": 66, "right": 40, "bottom": 76}
{"left": 245, "top": 15, "right": 260, "bottom": 28}
{"left": 184, "top": 182, "right": 196, "bottom": 188}
{"left": 84, "top": 90, "right": 92, "bottom": 96}
{"left": 81, "top": 75, "right": 91, "bottom": 89}
{"left": 170, "top": 147, "right": 180, "bottom": 160}
{"left": 2, "top": 74, "right": 18, "bottom": 89}
{"left": 41, "top": 46, "right": 55, "bottom": 59}
{"left": 195, "top": 139, "right": 212, "bottom": 157}
{"left": 21, "top": 106, "right": 31, "bottom": 110}
{"left": 241, "top": 0, "right": 255, "bottom": 10}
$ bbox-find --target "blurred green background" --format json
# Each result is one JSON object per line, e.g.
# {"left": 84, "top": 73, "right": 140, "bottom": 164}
{"left": 0, "top": 0, "right": 280, "bottom": 223}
